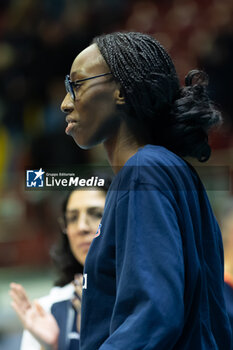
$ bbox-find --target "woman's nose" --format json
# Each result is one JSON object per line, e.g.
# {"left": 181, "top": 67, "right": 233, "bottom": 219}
{"left": 61, "top": 93, "right": 74, "bottom": 114}
{"left": 76, "top": 213, "right": 90, "bottom": 235}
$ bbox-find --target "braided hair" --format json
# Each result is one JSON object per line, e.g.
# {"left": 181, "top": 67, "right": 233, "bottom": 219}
{"left": 93, "top": 32, "right": 221, "bottom": 162}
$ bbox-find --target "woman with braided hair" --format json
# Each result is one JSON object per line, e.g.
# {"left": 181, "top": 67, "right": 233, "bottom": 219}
{"left": 61, "top": 32, "right": 232, "bottom": 349}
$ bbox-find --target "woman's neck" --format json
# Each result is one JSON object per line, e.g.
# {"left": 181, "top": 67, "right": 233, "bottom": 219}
{"left": 103, "top": 121, "right": 145, "bottom": 173}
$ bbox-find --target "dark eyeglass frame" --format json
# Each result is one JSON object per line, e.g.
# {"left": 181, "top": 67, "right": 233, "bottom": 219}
{"left": 65, "top": 72, "right": 112, "bottom": 100}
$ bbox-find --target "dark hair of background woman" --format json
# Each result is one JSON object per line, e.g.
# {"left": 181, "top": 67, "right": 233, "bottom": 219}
{"left": 50, "top": 178, "right": 111, "bottom": 287}
{"left": 93, "top": 32, "right": 221, "bottom": 162}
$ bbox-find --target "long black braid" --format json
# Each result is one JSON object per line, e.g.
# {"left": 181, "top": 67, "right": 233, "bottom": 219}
{"left": 93, "top": 32, "right": 221, "bottom": 162}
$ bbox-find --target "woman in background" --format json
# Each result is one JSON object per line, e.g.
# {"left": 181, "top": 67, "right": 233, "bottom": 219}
{"left": 10, "top": 186, "right": 107, "bottom": 350}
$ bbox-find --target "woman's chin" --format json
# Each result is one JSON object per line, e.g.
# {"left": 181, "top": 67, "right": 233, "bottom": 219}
{"left": 73, "top": 134, "right": 102, "bottom": 150}
{"left": 73, "top": 138, "right": 92, "bottom": 150}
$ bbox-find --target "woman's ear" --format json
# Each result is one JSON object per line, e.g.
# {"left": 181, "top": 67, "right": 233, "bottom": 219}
{"left": 114, "top": 88, "right": 125, "bottom": 105}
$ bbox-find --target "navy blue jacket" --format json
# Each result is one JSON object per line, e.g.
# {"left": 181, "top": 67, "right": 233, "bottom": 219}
{"left": 80, "top": 145, "right": 232, "bottom": 349}
{"left": 51, "top": 300, "right": 79, "bottom": 350}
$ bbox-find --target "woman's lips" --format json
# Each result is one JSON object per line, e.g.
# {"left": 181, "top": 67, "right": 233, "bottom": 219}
{"left": 65, "top": 116, "right": 79, "bottom": 135}
{"left": 65, "top": 121, "right": 78, "bottom": 135}
{"left": 78, "top": 242, "right": 91, "bottom": 251}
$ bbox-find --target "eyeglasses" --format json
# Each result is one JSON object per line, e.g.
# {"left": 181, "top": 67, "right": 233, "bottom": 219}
{"left": 57, "top": 208, "right": 103, "bottom": 234}
{"left": 65, "top": 72, "right": 112, "bottom": 100}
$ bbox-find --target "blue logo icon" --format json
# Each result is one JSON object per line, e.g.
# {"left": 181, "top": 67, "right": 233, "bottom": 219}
{"left": 94, "top": 223, "right": 102, "bottom": 238}
{"left": 26, "top": 168, "right": 45, "bottom": 187}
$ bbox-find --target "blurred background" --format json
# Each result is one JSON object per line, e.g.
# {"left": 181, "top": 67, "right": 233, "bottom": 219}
{"left": 0, "top": 0, "right": 233, "bottom": 348}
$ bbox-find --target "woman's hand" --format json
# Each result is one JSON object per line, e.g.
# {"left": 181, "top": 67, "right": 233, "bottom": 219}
{"left": 9, "top": 283, "right": 59, "bottom": 350}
